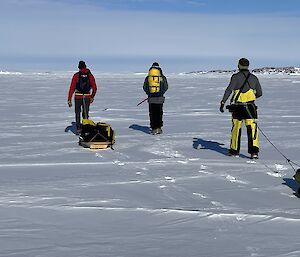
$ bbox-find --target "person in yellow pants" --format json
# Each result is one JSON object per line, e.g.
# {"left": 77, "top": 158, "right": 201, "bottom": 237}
{"left": 220, "top": 58, "right": 262, "bottom": 159}
{"left": 230, "top": 118, "right": 259, "bottom": 157}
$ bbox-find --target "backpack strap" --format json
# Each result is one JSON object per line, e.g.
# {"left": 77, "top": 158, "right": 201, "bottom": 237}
{"left": 232, "top": 72, "right": 251, "bottom": 103}
{"left": 78, "top": 70, "right": 90, "bottom": 80}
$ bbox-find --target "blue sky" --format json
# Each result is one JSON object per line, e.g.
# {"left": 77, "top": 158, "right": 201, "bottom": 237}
{"left": 0, "top": 0, "right": 299, "bottom": 71}
{"left": 82, "top": 0, "right": 300, "bottom": 15}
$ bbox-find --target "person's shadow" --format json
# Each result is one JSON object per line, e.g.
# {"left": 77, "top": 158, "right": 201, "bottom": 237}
{"left": 193, "top": 138, "right": 228, "bottom": 156}
{"left": 282, "top": 178, "right": 300, "bottom": 198}
{"left": 65, "top": 122, "right": 77, "bottom": 135}
{"left": 193, "top": 137, "right": 249, "bottom": 158}
{"left": 129, "top": 124, "right": 151, "bottom": 134}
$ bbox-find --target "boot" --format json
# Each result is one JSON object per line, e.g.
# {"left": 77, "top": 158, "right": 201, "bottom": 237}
{"left": 151, "top": 128, "right": 159, "bottom": 135}
{"left": 228, "top": 149, "right": 239, "bottom": 157}
{"left": 76, "top": 124, "right": 82, "bottom": 135}
{"left": 157, "top": 128, "right": 163, "bottom": 134}
{"left": 250, "top": 153, "right": 259, "bottom": 159}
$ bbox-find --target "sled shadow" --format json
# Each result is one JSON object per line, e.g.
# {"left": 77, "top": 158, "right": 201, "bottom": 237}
{"left": 65, "top": 122, "right": 77, "bottom": 135}
{"left": 129, "top": 124, "right": 151, "bottom": 134}
{"left": 282, "top": 178, "right": 300, "bottom": 198}
{"left": 193, "top": 137, "right": 249, "bottom": 158}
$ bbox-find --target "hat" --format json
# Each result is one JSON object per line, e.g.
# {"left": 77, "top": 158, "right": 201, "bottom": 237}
{"left": 78, "top": 60, "right": 86, "bottom": 69}
{"left": 152, "top": 62, "right": 159, "bottom": 67}
{"left": 238, "top": 58, "right": 249, "bottom": 70}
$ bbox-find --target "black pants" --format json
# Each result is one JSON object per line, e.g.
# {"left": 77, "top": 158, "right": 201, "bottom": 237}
{"left": 149, "top": 103, "right": 163, "bottom": 129}
{"left": 75, "top": 98, "right": 90, "bottom": 128}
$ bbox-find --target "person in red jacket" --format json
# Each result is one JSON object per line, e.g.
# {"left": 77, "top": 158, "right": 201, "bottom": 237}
{"left": 68, "top": 61, "right": 97, "bottom": 133}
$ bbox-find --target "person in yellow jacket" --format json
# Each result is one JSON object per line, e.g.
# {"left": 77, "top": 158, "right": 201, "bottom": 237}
{"left": 143, "top": 62, "right": 168, "bottom": 134}
{"left": 220, "top": 58, "right": 262, "bottom": 159}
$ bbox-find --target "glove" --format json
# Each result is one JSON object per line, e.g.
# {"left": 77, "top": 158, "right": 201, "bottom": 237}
{"left": 90, "top": 98, "right": 94, "bottom": 104}
{"left": 219, "top": 101, "right": 225, "bottom": 113}
{"left": 68, "top": 100, "right": 72, "bottom": 107}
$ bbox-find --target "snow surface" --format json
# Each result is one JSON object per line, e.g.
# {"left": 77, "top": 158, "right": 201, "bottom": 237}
{"left": 0, "top": 71, "right": 300, "bottom": 257}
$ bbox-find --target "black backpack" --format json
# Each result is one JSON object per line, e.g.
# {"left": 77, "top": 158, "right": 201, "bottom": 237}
{"left": 76, "top": 71, "right": 91, "bottom": 94}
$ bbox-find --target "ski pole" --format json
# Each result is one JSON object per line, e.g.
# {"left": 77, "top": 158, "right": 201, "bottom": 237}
{"left": 137, "top": 97, "right": 148, "bottom": 106}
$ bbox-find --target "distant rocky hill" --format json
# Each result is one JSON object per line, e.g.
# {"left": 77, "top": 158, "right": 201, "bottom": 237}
{"left": 184, "top": 67, "right": 300, "bottom": 75}
{"left": 252, "top": 67, "right": 300, "bottom": 74}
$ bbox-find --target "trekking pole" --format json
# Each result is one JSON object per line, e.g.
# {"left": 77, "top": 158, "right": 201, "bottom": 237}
{"left": 137, "top": 97, "right": 148, "bottom": 106}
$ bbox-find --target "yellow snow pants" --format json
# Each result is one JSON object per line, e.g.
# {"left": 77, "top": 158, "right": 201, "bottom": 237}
{"left": 230, "top": 118, "right": 259, "bottom": 154}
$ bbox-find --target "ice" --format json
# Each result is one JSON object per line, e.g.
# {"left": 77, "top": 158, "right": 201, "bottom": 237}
{"left": 0, "top": 71, "right": 300, "bottom": 257}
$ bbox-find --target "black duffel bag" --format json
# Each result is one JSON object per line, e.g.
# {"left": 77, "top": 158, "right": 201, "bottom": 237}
{"left": 80, "top": 119, "right": 115, "bottom": 144}
{"left": 226, "top": 102, "right": 257, "bottom": 120}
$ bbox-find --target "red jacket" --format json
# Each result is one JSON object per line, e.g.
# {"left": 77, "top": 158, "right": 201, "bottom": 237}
{"left": 68, "top": 68, "right": 97, "bottom": 101}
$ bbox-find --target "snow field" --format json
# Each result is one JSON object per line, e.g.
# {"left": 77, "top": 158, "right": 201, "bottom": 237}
{"left": 0, "top": 72, "right": 300, "bottom": 257}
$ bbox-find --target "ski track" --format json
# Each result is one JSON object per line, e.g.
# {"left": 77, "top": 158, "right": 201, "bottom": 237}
{"left": 1, "top": 196, "right": 300, "bottom": 224}
{"left": 0, "top": 157, "right": 283, "bottom": 169}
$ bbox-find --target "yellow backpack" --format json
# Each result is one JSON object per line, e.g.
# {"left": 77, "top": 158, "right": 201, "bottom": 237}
{"left": 148, "top": 68, "right": 161, "bottom": 94}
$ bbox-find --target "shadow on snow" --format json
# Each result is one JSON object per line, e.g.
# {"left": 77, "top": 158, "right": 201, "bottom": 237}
{"left": 65, "top": 122, "right": 77, "bottom": 135}
{"left": 193, "top": 138, "right": 228, "bottom": 156}
{"left": 129, "top": 124, "right": 151, "bottom": 134}
{"left": 282, "top": 178, "right": 300, "bottom": 198}
{"left": 193, "top": 137, "right": 249, "bottom": 158}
